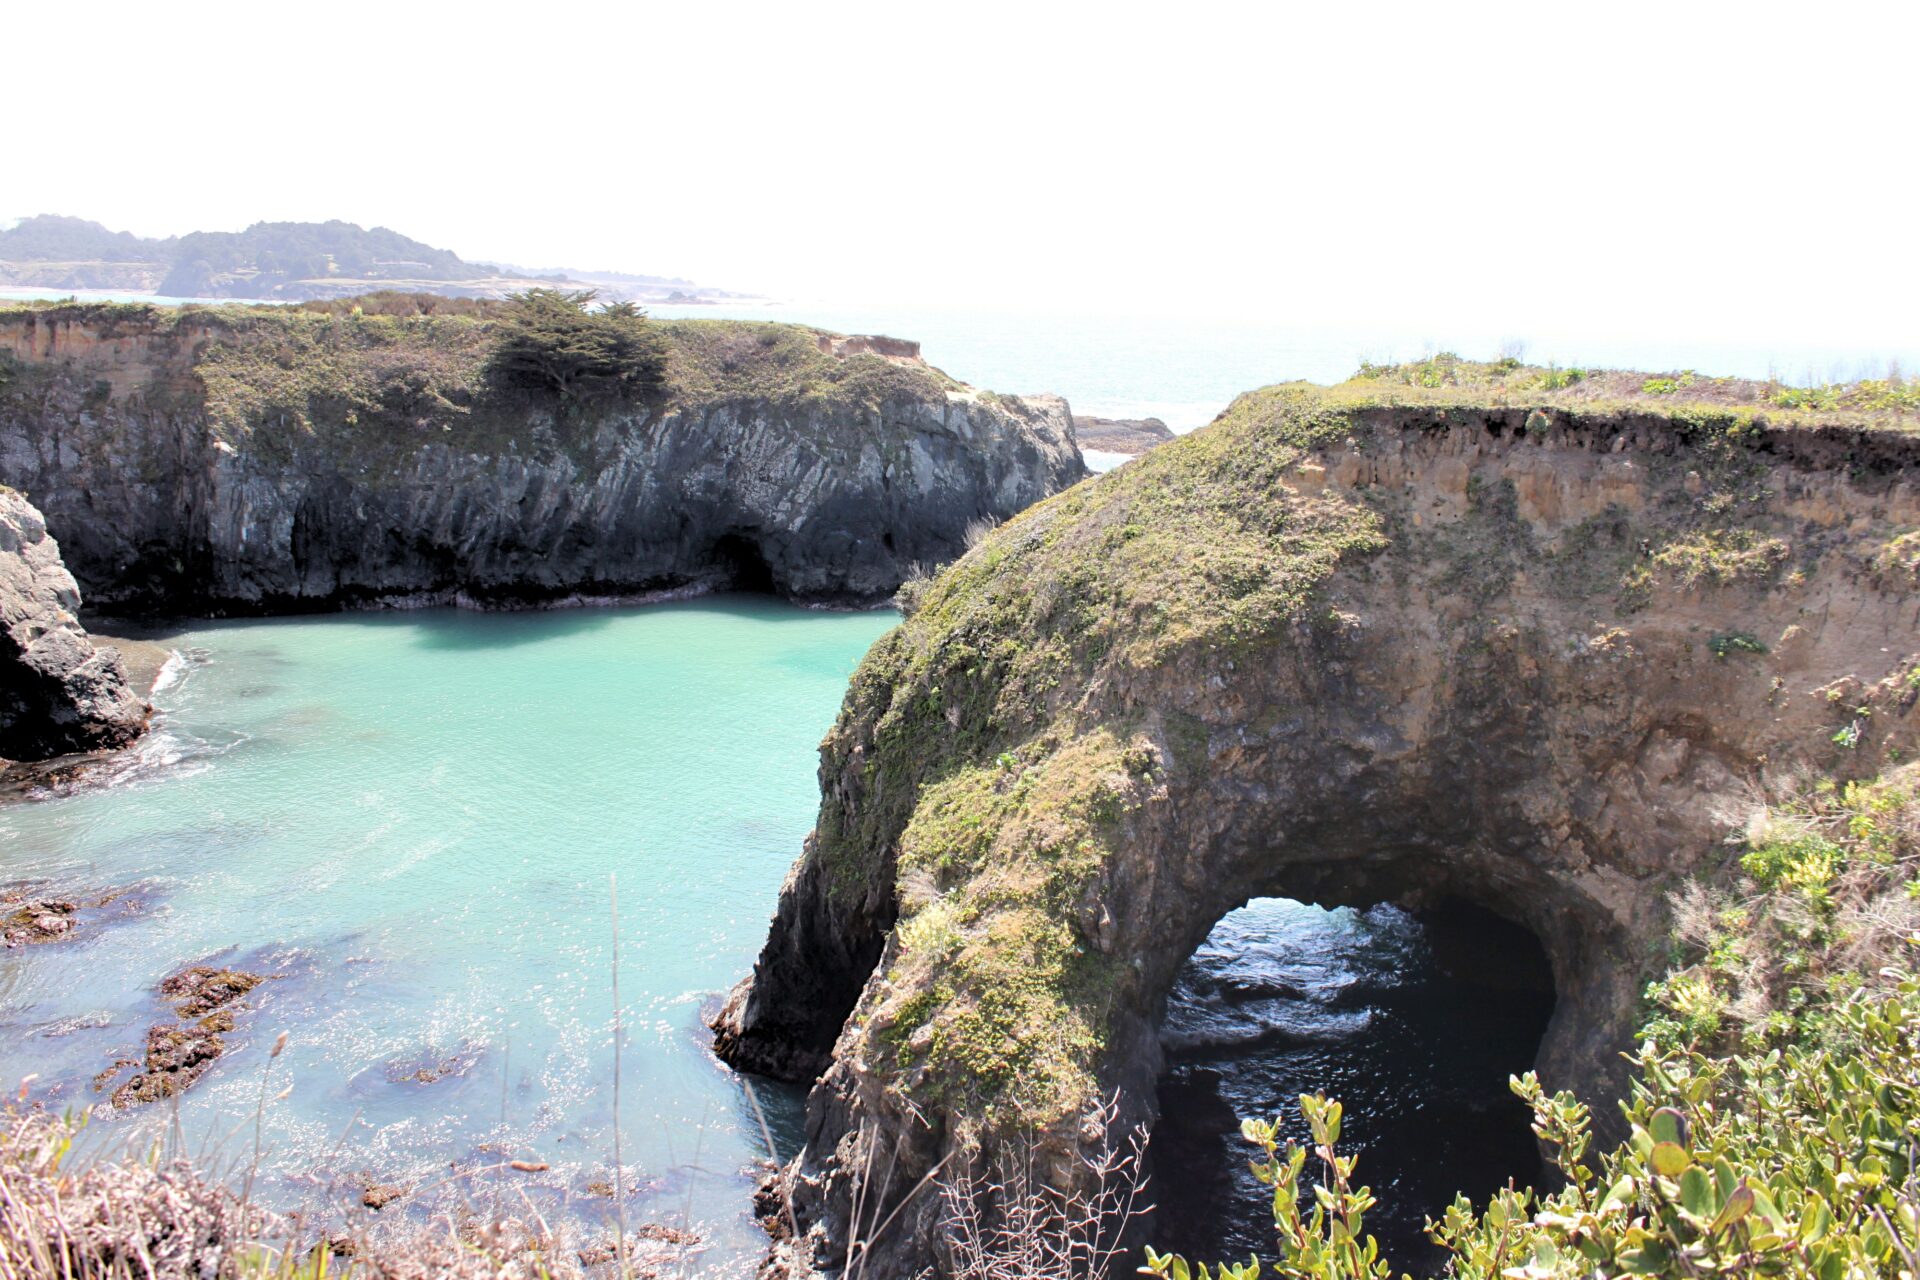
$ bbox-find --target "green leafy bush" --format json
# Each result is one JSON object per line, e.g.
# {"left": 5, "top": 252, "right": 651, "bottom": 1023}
{"left": 1148, "top": 971, "right": 1920, "bottom": 1279}
{"left": 1708, "top": 632, "right": 1768, "bottom": 659}
{"left": 1149, "top": 767, "right": 1920, "bottom": 1279}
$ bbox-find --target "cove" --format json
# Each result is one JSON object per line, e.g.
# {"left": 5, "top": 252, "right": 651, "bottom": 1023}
{"left": 0, "top": 598, "right": 896, "bottom": 1269}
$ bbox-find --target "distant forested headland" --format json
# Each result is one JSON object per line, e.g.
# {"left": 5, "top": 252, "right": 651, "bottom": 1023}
{"left": 0, "top": 214, "right": 742, "bottom": 304}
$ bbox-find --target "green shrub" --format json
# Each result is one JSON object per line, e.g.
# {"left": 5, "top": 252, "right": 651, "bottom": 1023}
{"left": 1147, "top": 970, "right": 1920, "bottom": 1280}
{"left": 1648, "top": 529, "right": 1792, "bottom": 588}
{"left": 1537, "top": 365, "right": 1586, "bottom": 391}
{"left": 1708, "top": 631, "right": 1767, "bottom": 659}
{"left": 484, "top": 288, "right": 665, "bottom": 403}
{"left": 1149, "top": 767, "right": 1920, "bottom": 1279}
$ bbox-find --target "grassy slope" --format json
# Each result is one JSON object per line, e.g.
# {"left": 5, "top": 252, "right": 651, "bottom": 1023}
{"left": 1341, "top": 351, "right": 1920, "bottom": 428}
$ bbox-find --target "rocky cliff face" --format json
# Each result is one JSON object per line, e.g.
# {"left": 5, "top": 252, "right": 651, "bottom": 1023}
{"left": 0, "top": 305, "right": 1084, "bottom": 612}
{"left": 0, "top": 487, "right": 149, "bottom": 761}
{"left": 714, "top": 375, "right": 1920, "bottom": 1276}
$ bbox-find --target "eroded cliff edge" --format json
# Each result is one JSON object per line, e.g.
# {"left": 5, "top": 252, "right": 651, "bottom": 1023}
{"left": 0, "top": 486, "right": 149, "bottom": 761}
{"left": 714, "top": 369, "right": 1920, "bottom": 1276}
{"left": 0, "top": 304, "right": 1084, "bottom": 612}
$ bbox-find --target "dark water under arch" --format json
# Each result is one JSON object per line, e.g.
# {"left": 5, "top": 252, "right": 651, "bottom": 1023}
{"left": 1146, "top": 898, "right": 1556, "bottom": 1274}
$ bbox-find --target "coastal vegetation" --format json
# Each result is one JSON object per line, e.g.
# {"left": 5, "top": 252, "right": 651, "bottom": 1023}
{"left": 1345, "top": 352, "right": 1920, "bottom": 429}
{"left": 0, "top": 294, "right": 965, "bottom": 440}
{"left": 483, "top": 290, "right": 667, "bottom": 404}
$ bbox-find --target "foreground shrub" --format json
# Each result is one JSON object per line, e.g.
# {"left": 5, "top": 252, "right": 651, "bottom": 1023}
{"left": 0, "top": 1105, "right": 283, "bottom": 1278}
{"left": 0, "top": 1104, "right": 604, "bottom": 1278}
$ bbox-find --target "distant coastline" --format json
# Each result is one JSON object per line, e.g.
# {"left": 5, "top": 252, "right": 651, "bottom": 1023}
{"left": 0, "top": 214, "right": 754, "bottom": 305}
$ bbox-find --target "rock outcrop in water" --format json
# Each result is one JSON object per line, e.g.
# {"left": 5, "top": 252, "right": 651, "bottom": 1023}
{"left": 714, "top": 366, "right": 1920, "bottom": 1276}
{"left": 1072, "top": 413, "right": 1175, "bottom": 457}
{"left": 0, "top": 303, "right": 1084, "bottom": 612}
{"left": 0, "top": 486, "right": 149, "bottom": 761}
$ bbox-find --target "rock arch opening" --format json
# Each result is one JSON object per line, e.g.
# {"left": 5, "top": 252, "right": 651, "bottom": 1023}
{"left": 711, "top": 532, "right": 778, "bottom": 594}
{"left": 1146, "top": 894, "right": 1555, "bottom": 1272}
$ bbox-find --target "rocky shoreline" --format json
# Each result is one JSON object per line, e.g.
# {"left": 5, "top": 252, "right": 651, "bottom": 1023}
{"left": 1071, "top": 413, "right": 1176, "bottom": 456}
{"left": 0, "top": 486, "right": 150, "bottom": 763}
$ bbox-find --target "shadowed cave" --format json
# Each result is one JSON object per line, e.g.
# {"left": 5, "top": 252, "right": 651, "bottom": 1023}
{"left": 712, "top": 532, "right": 779, "bottom": 594}
{"left": 1145, "top": 896, "right": 1555, "bottom": 1273}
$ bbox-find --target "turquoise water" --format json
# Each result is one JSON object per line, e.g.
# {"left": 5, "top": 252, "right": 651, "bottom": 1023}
{"left": 0, "top": 599, "right": 896, "bottom": 1270}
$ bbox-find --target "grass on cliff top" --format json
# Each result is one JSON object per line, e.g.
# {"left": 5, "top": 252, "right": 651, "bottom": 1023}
{"left": 1340, "top": 351, "right": 1920, "bottom": 431}
{"left": 0, "top": 298, "right": 968, "bottom": 451}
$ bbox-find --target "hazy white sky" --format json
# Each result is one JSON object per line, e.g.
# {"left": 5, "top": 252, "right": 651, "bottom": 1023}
{"left": 8, "top": 1, "right": 1915, "bottom": 349}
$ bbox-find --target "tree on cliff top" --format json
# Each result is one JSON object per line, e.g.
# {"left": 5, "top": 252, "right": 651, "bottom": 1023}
{"left": 486, "top": 288, "right": 665, "bottom": 404}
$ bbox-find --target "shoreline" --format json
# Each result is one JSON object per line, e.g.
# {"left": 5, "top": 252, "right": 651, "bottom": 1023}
{"left": 80, "top": 578, "right": 905, "bottom": 627}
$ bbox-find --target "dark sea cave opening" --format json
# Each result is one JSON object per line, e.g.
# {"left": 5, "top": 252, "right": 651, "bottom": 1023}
{"left": 711, "top": 532, "right": 779, "bottom": 594}
{"left": 1145, "top": 897, "right": 1556, "bottom": 1276}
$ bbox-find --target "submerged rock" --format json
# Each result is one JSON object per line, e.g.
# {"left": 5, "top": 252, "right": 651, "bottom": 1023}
{"left": 0, "top": 487, "right": 149, "bottom": 761}
{"left": 361, "top": 1182, "right": 409, "bottom": 1211}
{"left": 107, "top": 964, "right": 268, "bottom": 1107}
{"left": 383, "top": 1043, "right": 482, "bottom": 1085}
{"left": 2, "top": 884, "right": 147, "bottom": 946}
{"left": 1, "top": 897, "right": 76, "bottom": 946}
{"left": 159, "top": 965, "right": 266, "bottom": 1018}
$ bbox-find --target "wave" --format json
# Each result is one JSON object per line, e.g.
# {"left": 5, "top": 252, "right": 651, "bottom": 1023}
{"left": 9, "top": 648, "right": 249, "bottom": 802}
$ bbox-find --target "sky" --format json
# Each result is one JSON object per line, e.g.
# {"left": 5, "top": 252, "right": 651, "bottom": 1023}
{"left": 6, "top": 0, "right": 1917, "bottom": 353}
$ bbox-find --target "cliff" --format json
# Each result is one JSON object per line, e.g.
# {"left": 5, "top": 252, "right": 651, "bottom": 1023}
{"left": 713, "top": 360, "right": 1920, "bottom": 1276}
{"left": 0, "top": 303, "right": 1084, "bottom": 612}
{"left": 0, "top": 487, "right": 149, "bottom": 761}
